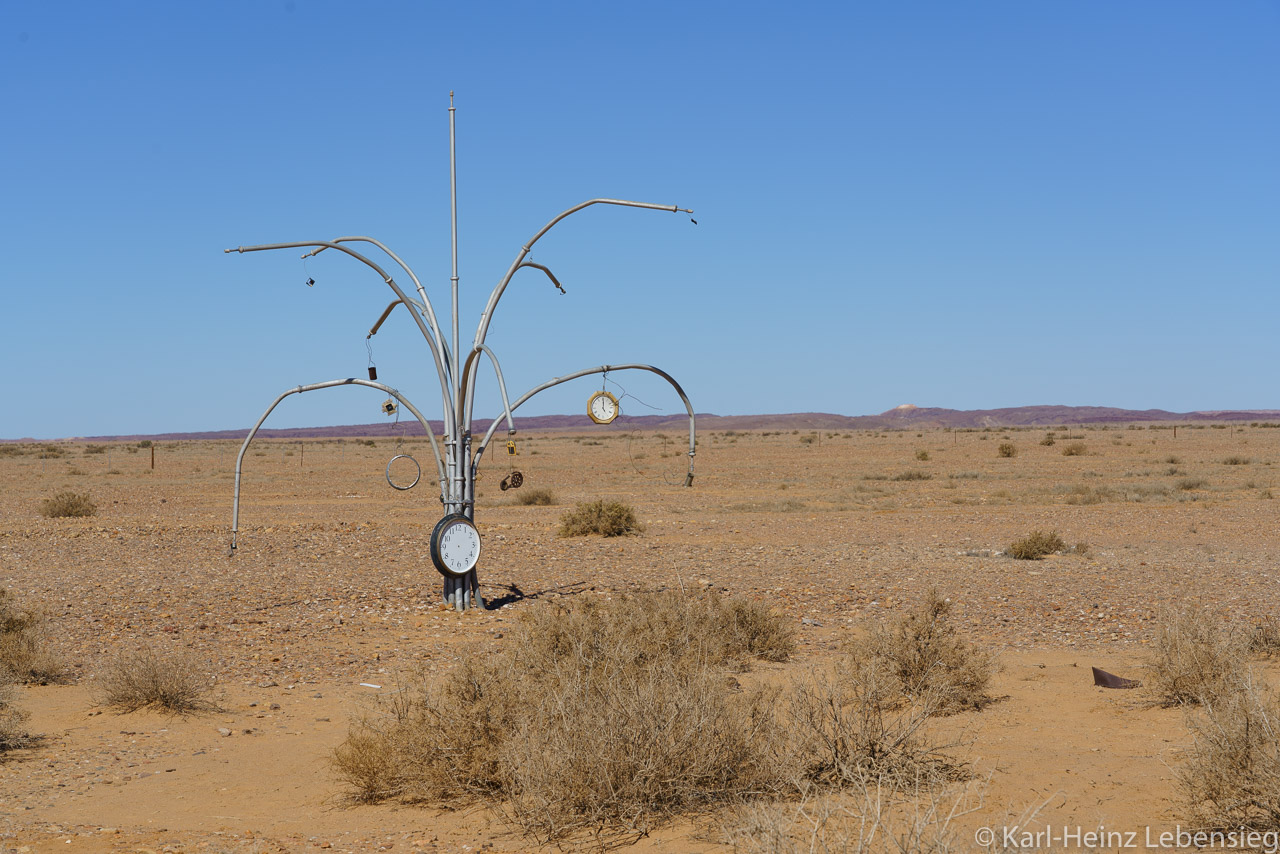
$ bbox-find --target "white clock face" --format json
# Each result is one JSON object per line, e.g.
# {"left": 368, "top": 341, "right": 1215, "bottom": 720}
{"left": 438, "top": 519, "right": 481, "bottom": 575}
{"left": 590, "top": 392, "right": 618, "bottom": 423}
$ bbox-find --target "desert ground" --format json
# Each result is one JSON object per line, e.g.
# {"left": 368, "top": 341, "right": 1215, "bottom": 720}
{"left": 2, "top": 422, "right": 1279, "bottom": 852}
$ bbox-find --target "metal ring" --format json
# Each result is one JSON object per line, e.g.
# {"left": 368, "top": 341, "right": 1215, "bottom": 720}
{"left": 386, "top": 454, "right": 421, "bottom": 491}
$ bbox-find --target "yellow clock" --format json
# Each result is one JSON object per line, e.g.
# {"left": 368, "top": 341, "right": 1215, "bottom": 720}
{"left": 587, "top": 390, "right": 620, "bottom": 425}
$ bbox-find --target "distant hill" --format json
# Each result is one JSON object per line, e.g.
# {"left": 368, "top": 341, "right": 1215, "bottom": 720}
{"left": 13, "top": 404, "right": 1280, "bottom": 443}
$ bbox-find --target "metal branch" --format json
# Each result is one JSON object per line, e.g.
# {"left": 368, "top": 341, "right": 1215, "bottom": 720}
{"left": 458, "top": 261, "right": 565, "bottom": 428}
{"left": 368, "top": 296, "right": 427, "bottom": 338}
{"left": 302, "top": 236, "right": 452, "bottom": 382}
{"left": 462, "top": 202, "right": 689, "bottom": 434}
{"left": 230, "top": 378, "right": 449, "bottom": 552}
{"left": 458, "top": 345, "right": 516, "bottom": 442}
{"left": 518, "top": 261, "right": 566, "bottom": 294}
{"left": 224, "top": 240, "right": 457, "bottom": 445}
{"left": 474, "top": 363, "right": 695, "bottom": 486}
{"left": 469, "top": 199, "right": 693, "bottom": 402}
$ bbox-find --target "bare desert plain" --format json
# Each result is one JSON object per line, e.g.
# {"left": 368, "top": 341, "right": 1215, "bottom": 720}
{"left": 2, "top": 421, "right": 1279, "bottom": 853}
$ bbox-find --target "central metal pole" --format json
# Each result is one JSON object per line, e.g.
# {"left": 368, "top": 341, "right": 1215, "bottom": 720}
{"left": 447, "top": 93, "right": 479, "bottom": 610}
{"left": 449, "top": 92, "right": 461, "bottom": 456}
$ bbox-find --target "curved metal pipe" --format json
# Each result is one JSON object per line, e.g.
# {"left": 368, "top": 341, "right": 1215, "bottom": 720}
{"left": 230, "top": 378, "right": 448, "bottom": 552}
{"left": 225, "top": 241, "right": 457, "bottom": 441}
{"left": 370, "top": 296, "right": 428, "bottom": 338}
{"left": 459, "top": 344, "right": 516, "bottom": 439}
{"left": 474, "top": 363, "right": 695, "bottom": 486}
{"left": 468, "top": 199, "right": 692, "bottom": 404}
{"left": 305, "top": 236, "right": 451, "bottom": 381}
{"left": 458, "top": 262, "right": 565, "bottom": 430}
{"left": 518, "top": 261, "right": 565, "bottom": 294}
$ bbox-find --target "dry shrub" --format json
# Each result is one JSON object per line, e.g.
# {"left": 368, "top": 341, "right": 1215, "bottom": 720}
{"left": 1147, "top": 606, "right": 1247, "bottom": 707}
{"left": 720, "top": 597, "right": 796, "bottom": 663}
{"left": 1179, "top": 672, "right": 1280, "bottom": 832}
{"left": 515, "top": 487, "right": 556, "bottom": 506}
{"left": 856, "top": 591, "right": 994, "bottom": 714}
{"left": 0, "top": 676, "right": 32, "bottom": 753}
{"left": 334, "top": 591, "right": 795, "bottom": 843}
{"left": 37, "top": 491, "right": 97, "bottom": 518}
{"left": 0, "top": 588, "right": 60, "bottom": 683}
{"left": 788, "top": 659, "right": 958, "bottom": 791}
{"left": 1006, "top": 531, "right": 1065, "bottom": 560}
{"left": 997, "top": 443, "right": 1016, "bottom": 458}
{"left": 1248, "top": 617, "right": 1280, "bottom": 657}
{"left": 96, "top": 647, "right": 219, "bottom": 714}
{"left": 1061, "top": 442, "right": 1087, "bottom": 456}
{"left": 558, "top": 499, "right": 642, "bottom": 537}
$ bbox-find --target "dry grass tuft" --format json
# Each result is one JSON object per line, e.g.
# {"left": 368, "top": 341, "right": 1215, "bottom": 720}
{"left": 0, "top": 588, "right": 60, "bottom": 683}
{"left": 997, "top": 443, "right": 1016, "bottom": 458}
{"left": 722, "top": 779, "right": 982, "bottom": 854}
{"left": 1179, "top": 672, "right": 1280, "bottom": 832}
{"left": 0, "top": 679, "right": 31, "bottom": 753}
{"left": 96, "top": 647, "right": 220, "bottom": 714}
{"left": 1061, "top": 442, "right": 1087, "bottom": 456}
{"left": 1006, "top": 531, "right": 1065, "bottom": 560}
{"left": 515, "top": 487, "right": 556, "bottom": 506}
{"left": 38, "top": 491, "right": 97, "bottom": 518}
{"left": 558, "top": 500, "right": 642, "bottom": 537}
{"left": 856, "top": 591, "right": 994, "bottom": 714}
{"left": 1147, "top": 606, "right": 1248, "bottom": 707}
{"left": 334, "top": 591, "right": 796, "bottom": 843}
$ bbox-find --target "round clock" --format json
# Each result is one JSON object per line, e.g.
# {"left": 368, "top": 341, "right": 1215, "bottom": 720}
{"left": 430, "top": 513, "right": 482, "bottom": 578}
{"left": 587, "top": 390, "right": 620, "bottom": 425}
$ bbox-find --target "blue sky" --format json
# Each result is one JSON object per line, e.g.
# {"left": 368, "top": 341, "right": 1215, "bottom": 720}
{"left": 2, "top": 1, "right": 1277, "bottom": 439}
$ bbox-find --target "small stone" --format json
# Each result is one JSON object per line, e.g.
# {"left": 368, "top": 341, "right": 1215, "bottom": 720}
{"left": 217, "top": 728, "right": 232, "bottom": 737}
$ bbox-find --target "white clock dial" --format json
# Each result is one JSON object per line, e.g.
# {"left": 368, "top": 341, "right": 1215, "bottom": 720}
{"left": 430, "top": 514, "right": 482, "bottom": 577}
{"left": 588, "top": 391, "right": 619, "bottom": 424}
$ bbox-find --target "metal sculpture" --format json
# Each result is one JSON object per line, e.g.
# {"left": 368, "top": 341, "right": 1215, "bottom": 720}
{"left": 224, "top": 94, "right": 697, "bottom": 610}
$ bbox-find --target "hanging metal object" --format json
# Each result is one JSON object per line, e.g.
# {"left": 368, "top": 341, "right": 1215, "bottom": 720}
{"left": 381, "top": 398, "right": 397, "bottom": 416}
{"left": 368, "top": 366, "right": 378, "bottom": 381}
{"left": 508, "top": 470, "right": 523, "bottom": 489}
{"left": 386, "top": 454, "right": 421, "bottom": 491}
{"left": 506, "top": 439, "right": 517, "bottom": 456}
